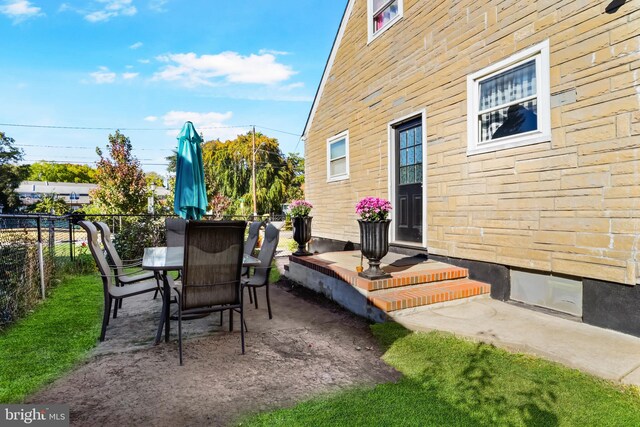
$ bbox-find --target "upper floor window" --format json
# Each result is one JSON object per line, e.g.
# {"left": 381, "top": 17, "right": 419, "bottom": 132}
{"left": 368, "top": 0, "right": 403, "bottom": 43}
{"left": 467, "top": 40, "right": 551, "bottom": 155}
{"left": 327, "top": 131, "right": 349, "bottom": 182}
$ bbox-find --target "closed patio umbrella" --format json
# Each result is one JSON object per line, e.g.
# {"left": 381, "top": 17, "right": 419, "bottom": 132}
{"left": 174, "top": 121, "right": 207, "bottom": 220}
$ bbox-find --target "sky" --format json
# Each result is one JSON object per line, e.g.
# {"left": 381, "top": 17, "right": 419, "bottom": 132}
{"left": 0, "top": 0, "right": 346, "bottom": 175}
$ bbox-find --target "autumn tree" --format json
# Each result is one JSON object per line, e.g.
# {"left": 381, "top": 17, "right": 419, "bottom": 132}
{"left": 0, "top": 132, "right": 29, "bottom": 212}
{"left": 90, "top": 131, "right": 147, "bottom": 214}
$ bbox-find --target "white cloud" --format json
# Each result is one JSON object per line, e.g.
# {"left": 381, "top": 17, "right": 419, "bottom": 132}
{"left": 122, "top": 72, "right": 139, "bottom": 79}
{"left": 148, "top": 0, "right": 167, "bottom": 12}
{"left": 160, "top": 111, "right": 246, "bottom": 142}
{"left": 90, "top": 66, "right": 117, "bottom": 84}
{"left": 138, "top": 58, "right": 150, "bottom": 64}
{"left": 258, "top": 49, "right": 290, "bottom": 56}
{"left": 84, "top": 0, "right": 136, "bottom": 22}
{"left": 129, "top": 41, "right": 143, "bottom": 49}
{"left": 153, "top": 51, "right": 296, "bottom": 87}
{"left": 0, "top": 0, "right": 43, "bottom": 23}
{"left": 144, "top": 115, "right": 158, "bottom": 122}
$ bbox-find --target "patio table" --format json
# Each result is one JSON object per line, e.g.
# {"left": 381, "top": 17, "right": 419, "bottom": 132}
{"left": 142, "top": 246, "right": 260, "bottom": 344}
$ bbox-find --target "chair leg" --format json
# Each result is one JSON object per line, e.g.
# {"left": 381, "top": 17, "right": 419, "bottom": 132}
{"left": 153, "top": 289, "right": 159, "bottom": 300}
{"left": 266, "top": 283, "right": 273, "bottom": 320}
{"left": 178, "top": 298, "right": 183, "bottom": 366}
{"left": 229, "top": 309, "right": 233, "bottom": 331}
{"left": 100, "top": 296, "right": 112, "bottom": 341}
{"left": 113, "top": 297, "right": 119, "bottom": 319}
{"left": 219, "top": 311, "right": 223, "bottom": 326}
{"left": 247, "top": 286, "right": 253, "bottom": 304}
{"left": 240, "top": 306, "right": 245, "bottom": 355}
{"left": 253, "top": 287, "right": 258, "bottom": 309}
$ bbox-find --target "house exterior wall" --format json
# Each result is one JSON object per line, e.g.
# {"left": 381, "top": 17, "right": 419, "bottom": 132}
{"left": 304, "top": 0, "right": 640, "bottom": 285}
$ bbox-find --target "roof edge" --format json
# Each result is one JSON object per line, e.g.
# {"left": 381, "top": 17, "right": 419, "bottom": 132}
{"left": 302, "top": 0, "right": 355, "bottom": 139}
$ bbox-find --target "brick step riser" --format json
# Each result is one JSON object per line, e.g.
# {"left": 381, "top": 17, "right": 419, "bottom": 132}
{"left": 369, "top": 280, "right": 491, "bottom": 312}
{"left": 360, "top": 268, "right": 469, "bottom": 292}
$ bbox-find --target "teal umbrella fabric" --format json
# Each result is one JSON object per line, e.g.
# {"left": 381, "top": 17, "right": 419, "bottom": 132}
{"left": 174, "top": 121, "right": 207, "bottom": 219}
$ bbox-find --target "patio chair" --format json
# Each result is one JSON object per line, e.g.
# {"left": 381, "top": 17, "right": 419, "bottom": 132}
{"left": 242, "top": 220, "right": 264, "bottom": 278}
{"left": 171, "top": 220, "right": 247, "bottom": 365}
{"left": 165, "top": 217, "right": 187, "bottom": 248}
{"left": 242, "top": 222, "right": 280, "bottom": 319}
{"left": 94, "top": 221, "right": 157, "bottom": 317}
{"left": 79, "top": 220, "right": 159, "bottom": 341}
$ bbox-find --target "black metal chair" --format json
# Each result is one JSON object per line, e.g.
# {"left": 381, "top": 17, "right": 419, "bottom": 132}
{"left": 94, "top": 221, "right": 158, "bottom": 317}
{"left": 242, "top": 222, "right": 280, "bottom": 319}
{"left": 170, "top": 220, "right": 247, "bottom": 365}
{"left": 79, "top": 221, "right": 159, "bottom": 341}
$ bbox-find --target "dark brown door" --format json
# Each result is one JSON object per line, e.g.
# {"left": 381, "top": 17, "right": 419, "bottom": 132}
{"left": 395, "top": 118, "right": 423, "bottom": 243}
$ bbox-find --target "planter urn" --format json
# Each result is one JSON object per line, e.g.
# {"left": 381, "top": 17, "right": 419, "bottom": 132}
{"left": 358, "top": 219, "right": 392, "bottom": 280}
{"left": 292, "top": 216, "right": 313, "bottom": 256}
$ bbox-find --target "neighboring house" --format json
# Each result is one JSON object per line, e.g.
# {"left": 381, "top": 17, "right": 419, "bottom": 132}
{"left": 17, "top": 181, "right": 97, "bottom": 210}
{"left": 303, "top": 1, "right": 640, "bottom": 334}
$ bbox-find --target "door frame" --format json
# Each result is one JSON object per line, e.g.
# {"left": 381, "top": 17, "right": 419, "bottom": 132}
{"left": 387, "top": 109, "right": 427, "bottom": 248}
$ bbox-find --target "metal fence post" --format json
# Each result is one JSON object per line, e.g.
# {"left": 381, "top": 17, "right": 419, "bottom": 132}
{"left": 68, "top": 217, "right": 74, "bottom": 261}
{"left": 37, "top": 216, "right": 46, "bottom": 299}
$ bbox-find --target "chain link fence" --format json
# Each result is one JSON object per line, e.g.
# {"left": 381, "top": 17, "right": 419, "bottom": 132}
{"left": 0, "top": 213, "right": 287, "bottom": 329}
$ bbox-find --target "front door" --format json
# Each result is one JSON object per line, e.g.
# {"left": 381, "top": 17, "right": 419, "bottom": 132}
{"left": 395, "top": 118, "right": 423, "bottom": 243}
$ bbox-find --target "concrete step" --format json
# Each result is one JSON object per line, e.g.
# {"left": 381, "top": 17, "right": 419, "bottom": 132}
{"left": 368, "top": 278, "right": 491, "bottom": 312}
{"left": 355, "top": 265, "right": 469, "bottom": 292}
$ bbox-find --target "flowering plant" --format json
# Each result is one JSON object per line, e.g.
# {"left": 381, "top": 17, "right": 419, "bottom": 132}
{"left": 355, "top": 197, "right": 392, "bottom": 221}
{"left": 289, "top": 200, "right": 313, "bottom": 217}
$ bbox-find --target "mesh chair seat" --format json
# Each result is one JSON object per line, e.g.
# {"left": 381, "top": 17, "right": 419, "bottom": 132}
{"left": 242, "top": 222, "right": 280, "bottom": 319}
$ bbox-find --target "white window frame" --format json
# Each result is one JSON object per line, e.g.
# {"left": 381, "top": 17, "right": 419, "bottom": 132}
{"left": 388, "top": 110, "right": 427, "bottom": 248}
{"left": 466, "top": 40, "right": 551, "bottom": 155}
{"left": 326, "top": 130, "right": 349, "bottom": 182}
{"left": 367, "top": 0, "right": 403, "bottom": 44}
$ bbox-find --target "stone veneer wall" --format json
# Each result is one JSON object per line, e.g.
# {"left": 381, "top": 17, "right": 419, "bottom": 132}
{"left": 304, "top": 0, "right": 640, "bottom": 286}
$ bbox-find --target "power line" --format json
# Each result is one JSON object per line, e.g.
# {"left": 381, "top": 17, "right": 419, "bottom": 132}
{"left": 15, "top": 143, "right": 173, "bottom": 151}
{"left": 1, "top": 122, "right": 301, "bottom": 136}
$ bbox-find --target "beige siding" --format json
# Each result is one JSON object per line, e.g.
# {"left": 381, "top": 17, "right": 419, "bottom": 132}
{"left": 305, "top": 0, "right": 640, "bottom": 285}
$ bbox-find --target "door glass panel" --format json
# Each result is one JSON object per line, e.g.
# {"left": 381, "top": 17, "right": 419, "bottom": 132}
{"left": 415, "top": 128, "right": 422, "bottom": 144}
{"left": 407, "top": 147, "right": 414, "bottom": 165}
{"left": 400, "top": 132, "right": 407, "bottom": 149}
{"left": 400, "top": 150, "right": 407, "bottom": 166}
{"left": 400, "top": 168, "right": 407, "bottom": 184}
{"left": 408, "top": 166, "right": 415, "bottom": 183}
{"left": 408, "top": 128, "right": 414, "bottom": 146}
{"left": 415, "top": 144, "right": 422, "bottom": 163}
{"left": 416, "top": 165, "right": 422, "bottom": 183}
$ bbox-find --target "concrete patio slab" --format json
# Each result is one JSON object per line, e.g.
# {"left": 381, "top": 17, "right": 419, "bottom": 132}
{"left": 392, "top": 297, "right": 640, "bottom": 386}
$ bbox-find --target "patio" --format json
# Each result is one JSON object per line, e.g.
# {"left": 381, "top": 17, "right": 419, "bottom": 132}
{"left": 25, "top": 261, "right": 399, "bottom": 426}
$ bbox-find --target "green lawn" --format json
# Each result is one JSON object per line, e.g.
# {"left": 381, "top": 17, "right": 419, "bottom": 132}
{"left": 242, "top": 322, "right": 640, "bottom": 426}
{"left": 0, "top": 273, "right": 103, "bottom": 403}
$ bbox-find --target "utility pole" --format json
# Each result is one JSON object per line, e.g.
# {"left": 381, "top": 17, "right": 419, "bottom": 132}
{"left": 252, "top": 125, "right": 257, "bottom": 217}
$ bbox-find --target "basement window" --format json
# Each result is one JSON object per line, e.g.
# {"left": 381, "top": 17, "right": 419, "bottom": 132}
{"left": 368, "top": 0, "right": 403, "bottom": 43}
{"left": 327, "top": 131, "right": 349, "bottom": 182}
{"left": 467, "top": 40, "right": 551, "bottom": 155}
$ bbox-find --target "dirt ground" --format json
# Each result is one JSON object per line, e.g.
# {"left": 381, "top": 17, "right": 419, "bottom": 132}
{"left": 28, "top": 258, "right": 400, "bottom": 426}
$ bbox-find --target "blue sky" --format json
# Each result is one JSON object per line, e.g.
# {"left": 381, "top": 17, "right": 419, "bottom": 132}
{"left": 0, "top": 0, "right": 346, "bottom": 174}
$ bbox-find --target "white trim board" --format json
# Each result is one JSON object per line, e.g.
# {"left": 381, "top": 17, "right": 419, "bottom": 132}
{"left": 302, "top": 0, "right": 355, "bottom": 139}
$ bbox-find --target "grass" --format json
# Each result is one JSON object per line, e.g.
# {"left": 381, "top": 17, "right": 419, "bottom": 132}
{"left": 0, "top": 273, "right": 103, "bottom": 403}
{"left": 241, "top": 322, "right": 640, "bottom": 426}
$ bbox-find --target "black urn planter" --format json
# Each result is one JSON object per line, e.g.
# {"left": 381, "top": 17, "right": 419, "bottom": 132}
{"left": 358, "top": 219, "right": 392, "bottom": 280}
{"left": 292, "top": 216, "right": 313, "bottom": 256}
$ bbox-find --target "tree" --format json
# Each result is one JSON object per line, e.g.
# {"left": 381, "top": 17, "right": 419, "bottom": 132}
{"left": 285, "top": 152, "right": 305, "bottom": 201}
{"left": 145, "top": 171, "right": 164, "bottom": 188}
{"left": 29, "top": 194, "right": 69, "bottom": 215}
{"left": 202, "top": 131, "right": 294, "bottom": 215}
{"left": 0, "top": 132, "right": 28, "bottom": 212}
{"left": 26, "top": 161, "right": 96, "bottom": 183}
{"left": 90, "top": 131, "right": 147, "bottom": 214}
